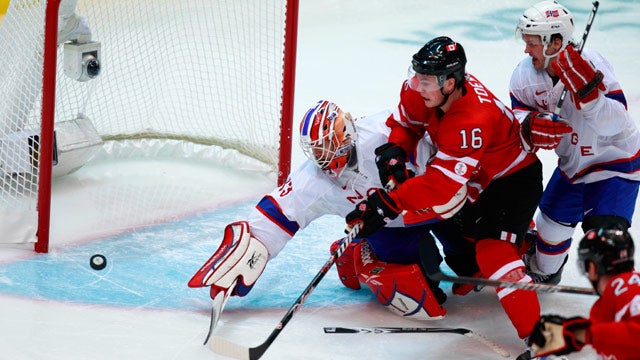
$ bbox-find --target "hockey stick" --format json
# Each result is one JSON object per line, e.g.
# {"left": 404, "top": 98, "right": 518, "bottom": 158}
{"left": 428, "top": 271, "right": 596, "bottom": 296}
{"left": 208, "top": 223, "right": 362, "bottom": 360}
{"left": 552, "top": 1, "right": 600, "bottom": 121}
{"left": 202, "top": 279, "right": 236, "bottom": 345}
{"left": 324, "top": 326, "right": 510, "bottom": 358}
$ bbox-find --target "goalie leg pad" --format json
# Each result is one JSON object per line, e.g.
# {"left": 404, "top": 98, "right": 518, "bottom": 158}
{"left": 330, "top": 239, "right": 361, "bottom": 290}
{"left": 355, "top": 241, "right": 446, "bottom": 320}
{"left": 188, "top": 221, "right": 268, "bottom": 297}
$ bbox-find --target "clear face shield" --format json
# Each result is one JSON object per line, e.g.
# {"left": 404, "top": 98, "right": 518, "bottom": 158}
{"left": 407, "top": 66, "right": 444, "bottom": 92}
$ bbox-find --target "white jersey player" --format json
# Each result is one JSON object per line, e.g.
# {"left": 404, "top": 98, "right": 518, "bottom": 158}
{"left": 189, "top": 100, "right": 480, "bottom": 332}
{"left": 510, "top": 1, "right": 640, "bottom": 284}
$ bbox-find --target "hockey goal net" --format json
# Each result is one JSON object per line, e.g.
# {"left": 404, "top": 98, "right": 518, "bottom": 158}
{"left": 0, "top": 0, "right": 297, "bottom": 252}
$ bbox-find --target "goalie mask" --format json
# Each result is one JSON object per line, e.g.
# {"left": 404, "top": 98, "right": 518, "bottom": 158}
{"left": 578, "top": 227, "right": 635, "bottom": 277}
{"left": 300, "top": 100, "right": 356, "bottom": 179}
{"left": 516, "top": 1, "right": 574, "bottom": 68}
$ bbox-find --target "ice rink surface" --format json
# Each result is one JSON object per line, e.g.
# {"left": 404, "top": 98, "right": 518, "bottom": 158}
{"left": 1, "top": 0, "right": 640, "bottom": 359}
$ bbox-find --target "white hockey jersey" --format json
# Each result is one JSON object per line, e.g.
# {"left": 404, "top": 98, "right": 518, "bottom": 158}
{"left": 247, "top": 109, "right": 436, "bottom": 259}
{"left": 509, "top": 48, "right": 640, "bottom": 184}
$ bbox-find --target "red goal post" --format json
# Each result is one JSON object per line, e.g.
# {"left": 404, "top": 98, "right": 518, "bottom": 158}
{"left": 0, "top": 0, "right": 297, "bottom": 252}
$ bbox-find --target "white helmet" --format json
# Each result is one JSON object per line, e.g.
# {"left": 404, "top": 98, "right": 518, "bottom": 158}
{"left": 517, "top": 1, "right": 574, "bottom": 66}
{"left": 517, "top": 1, "right": 574, "bottom": 46}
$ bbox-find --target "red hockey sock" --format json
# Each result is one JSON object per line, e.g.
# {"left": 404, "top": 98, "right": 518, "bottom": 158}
{"left": 476, "top": 239, "right": 540, "bottom": 338}
{"left": 500, "top": 288, "right": 540, "bottom": 339}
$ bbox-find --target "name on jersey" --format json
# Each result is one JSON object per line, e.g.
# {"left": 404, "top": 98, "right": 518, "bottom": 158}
{"left": 467, "top": 78, "right": 492, "bottom": 104}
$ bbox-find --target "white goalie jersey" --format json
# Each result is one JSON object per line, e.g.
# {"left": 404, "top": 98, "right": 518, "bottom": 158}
{"left": 247, "top": 109, "right": 436, "bottom": 258}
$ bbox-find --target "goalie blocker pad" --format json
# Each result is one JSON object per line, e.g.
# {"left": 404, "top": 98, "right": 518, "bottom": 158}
{"left": 188, "top": 220, "right": 268, "bottom": 297}
{"left": 354, "top": 240, "right": 446, "bottom": 320}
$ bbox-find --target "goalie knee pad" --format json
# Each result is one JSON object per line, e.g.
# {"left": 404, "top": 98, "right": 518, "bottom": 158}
{"left": 330, "top": 239, "right": 361, "bottom": 290}
{"left": 355, "top": 241, "right": 446, "bottom": 320}
{"left": 188, "top": 221, "right": 268, "bottom": 297}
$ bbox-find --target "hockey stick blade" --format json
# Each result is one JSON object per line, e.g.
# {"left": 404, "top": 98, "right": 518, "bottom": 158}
{"left": 209, "top": 335, "right": 255, "bottom": 360}
{"left": 203, "top": 306, "right": 218, "bottom": 345}
{"left": 208, "top": 225, "right": 362, "bottom": 360}
{"left": 324, "top": 326, "right": 510, "bottom": 358}
{"left": 429, "top": 272, "right": 596, "bottom": 295}
{"left": 203, "top": 279, "right": 236, "bottom": 345}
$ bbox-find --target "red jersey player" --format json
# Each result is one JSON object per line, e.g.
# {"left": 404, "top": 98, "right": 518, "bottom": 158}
{"left": 345, "top": 36, "right": 547, "bottom": 340}
{"left": 526, "top": 227, "right": 640, "bottom": 359}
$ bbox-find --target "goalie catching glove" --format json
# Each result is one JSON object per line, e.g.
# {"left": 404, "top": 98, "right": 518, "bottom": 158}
{"left": 519, "top": 111, "right": 573, "bottom": 152}
{"left": 527, "top": 315, "right": 591, "bottom": 357}
{"left": 188, "top": 221, "right": 268, "bottom": 333}
{"left": 188, "top": 221, "right": 269, "bottom": 298}
{"left": 346, "top": 188, "right": 401, "bottom": 238}
{"left": 375, "top": 142, "right": 414, "bottom": 186}
{"left": 551, "top": 45, "right": 606, "bottom": 110}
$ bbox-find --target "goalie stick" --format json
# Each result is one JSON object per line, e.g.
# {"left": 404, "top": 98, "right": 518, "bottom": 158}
{"left": 202, "top": 279, "right": 237, "bottom": 345}
{"left": 324, "top": 326, "right": 510, "bottom": 358}
{"left": 428, "top": 271, "right": 596, "bottom": 296}
{"left": 208, "top": 223, "right": 362, "bottom": 360}
{"left": 552, "top": 1, "right": 599, "bottom": 121}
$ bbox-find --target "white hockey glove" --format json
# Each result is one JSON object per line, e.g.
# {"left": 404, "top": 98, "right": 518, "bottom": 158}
{"left": 189, "top": 221, "right": 268, "bottom": 334}
{"left": 519, "top": 111, "right": 572, "bottom": 153}
{"left": 189, "top": 220, "right": 268, "bottom": 295}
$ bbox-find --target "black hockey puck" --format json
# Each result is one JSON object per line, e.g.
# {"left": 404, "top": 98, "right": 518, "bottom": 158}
{"left": 90, "top": 254, "right": 107, "bottom": 270}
